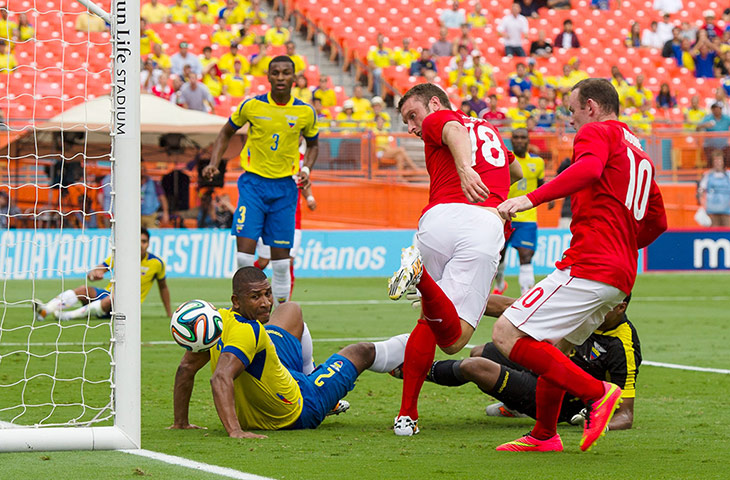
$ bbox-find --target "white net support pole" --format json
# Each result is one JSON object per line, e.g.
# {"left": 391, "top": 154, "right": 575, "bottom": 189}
{"left": 0, "top": 0, "right": 140, "bottom": 451}
{"left": 109, "top": 0, "right": 142, "bottom": 451}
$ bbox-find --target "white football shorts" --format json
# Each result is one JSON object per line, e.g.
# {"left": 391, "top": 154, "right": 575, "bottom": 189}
{"left": 416, "top": 203, "right": 505, "bottom": 330}
{"left": 503, "top": 267, "right": 625, "bottom": 346}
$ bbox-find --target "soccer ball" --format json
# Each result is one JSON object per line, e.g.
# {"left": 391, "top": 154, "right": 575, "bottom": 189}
{"left": 170, "top": 299, "right": 223, "bottom": 352}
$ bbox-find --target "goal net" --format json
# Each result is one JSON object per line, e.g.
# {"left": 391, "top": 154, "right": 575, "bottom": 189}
{"left": 0, "top": 0, "right": 140, "bottom": 451}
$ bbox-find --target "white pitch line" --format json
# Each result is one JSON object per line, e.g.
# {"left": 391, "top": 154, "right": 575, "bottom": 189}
{"left": 643, "top": 361, "right": 730, "bottom": 375}
{"left": 4, "top": 338, "right": 729, "bottom": 375}
{"left": 2, "top": 296, "right": 728, "bottom": 311}
{"left": 119, "top": 449, "right": 276, "bottom": 480}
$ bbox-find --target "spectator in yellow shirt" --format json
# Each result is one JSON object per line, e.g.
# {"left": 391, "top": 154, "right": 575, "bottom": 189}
{"left": 264, "top": 15, "right": 290, "bottom": 46}
{"left": 169, "top": 0, "right": 192, "bottom": 23}
{"left": 625, "top": 74, "right": 654, "bottom": 107}
{"left": 335, "top": 100, "right": 363, "bottom": 131}
{"left": 248, "top": 42, "right": 271, "bottom": 75}
{"left": 567, "top": 57, "right": 589, "bottom": 84}
{"left": 0, "top": 40, "right": 17, "bottom": 72}
{"left": 203, "top": 63, "right": 224, "bottom": 97}
{"left": 141, "top": 0, "right": 170, "bottom": 24}
{"left": 362, "top": 96, "right": 391, "bottom": 128}
{"left": 373, "top": 114, "right": 419, "bottom": 171}
{"left": 14, "top": 13, "right": 34, "bottom": 41}
{"left": 218, "top": 43, "right": 250, "bottom": 73}
{"left": 312, "top": 97, "right": 333, "bottom": 131}
{"left": 610, "top": 65, "right": 631, "bottom": 107}
{"left": 393, "top": 37, "right": 419, "bottom": 68}
{"left": 367, "top": 33, "right": 393, "bottom": 97}
{"left": 292, "top": 74, "right": 313, "bottom": 104}
{"left": 0, "top": 7, "right": 17, "bottom": 41}
{"left": 222, "top": 60, "right": 250, "bottom": 97}
{"left": 506, "top": 94, "right": 532, "bottom": 129}
{"left": 313, "top": 76, "right": 337, "bottom": 107}
{"left": 199, "top": 45, "right": 218, "bottom": 70}
{"left": 236, "top": 19, "right": 259, "bottom": 46}
{"left": 149, "top": 43, "right": 172, "bottom": 72}
{"left": 211, "top": 17, "right": 236, "bottom": 47}
{"left": 245, "top": 0, "right": 268, "bottom": 25}
{"left": 140, "top": 19, "right": 162, "bottom": 56}
{"left": 220, "top": 0, "right": 248, "bottom": 25}
{"left": 684, "top": 94, "right": 707, "bottom": 129}
{"left": 467, "top": 1, "right": 488, "bottom": 27}
{"left": 285, "top": 41, "right": 307, "bottom": 73}
{"left": 349, "top": 84, "right": 373, "bottom": 117}
{"left": 195, "top": 3, "right": 217, "bottom": 25}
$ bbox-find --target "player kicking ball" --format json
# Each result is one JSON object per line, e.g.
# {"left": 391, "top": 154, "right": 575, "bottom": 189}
{"left": 388, "top": 83, "right": 522, "bottom": 436}
{"left": 493, "top": 78, "right": 667, "bottom": 452}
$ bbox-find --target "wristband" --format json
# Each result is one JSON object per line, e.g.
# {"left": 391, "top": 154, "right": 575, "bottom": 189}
{"left": 306, "top": 195, "right": 315, "bottom": 203}
{"left": 300, "top": 166, "right": 310, "bottom": 176}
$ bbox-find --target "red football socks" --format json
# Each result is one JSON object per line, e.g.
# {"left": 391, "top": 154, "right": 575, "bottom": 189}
{"left": 531, "top": 376, "right": 565, "bottom": 440}
{"left": 398, "top": 320, "right": 436, "bottom": 419}
{"left": 510, "top": 337, "right": 604, "bottom": 403}
{"left": 417, "top": 269, "right": 462, "bottom": 349}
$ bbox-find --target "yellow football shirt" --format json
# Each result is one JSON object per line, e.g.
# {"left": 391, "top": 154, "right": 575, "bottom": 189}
{"left": 169, "top": 5, "right": 192, "bottom": 23}
{"left": 102, "top": 252, "right": 165, "bottom": 303}
{"left": 313, "top": 88, "right": 336, "bottom": 107}
{"left": 229, "top": 92, "right": 319, "bottom": 178}
{"left": 223, "top": 73, "right": 250, "bottom": 97}
{"left": 264, "top": 28, "right": 290, "bottom": 46}
{"left": 140, "top": 28, "right": 162, "bottom": 57}
{"left": 218, "top": 52, "right": 250, "bottom": 73}
{"left": 141, "top": 3, "right": 170, "bottom": 23}
{"left": 149, "top": 52, "right": 172, "bottom": 71}
{"left": 210, "top": 309, "right": 303, "bottom": 430}
{"left": 211, "top": 29, "right": 235, "bottom": 47}
{"left": 508, "top": 153, "right": 544, "bottom": 223}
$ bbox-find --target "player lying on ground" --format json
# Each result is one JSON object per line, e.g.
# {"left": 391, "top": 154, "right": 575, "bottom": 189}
{"left": 389, "top": 83, "right": 523, "bottom": 437}
{"left": 169, "top": 267, "right": 407, "bottom": 438}
{"left": 34, "top": 227, "right": 172, "bottom": 321}
{"left": 422, "top": 294, "right": 639, "bottom": 431}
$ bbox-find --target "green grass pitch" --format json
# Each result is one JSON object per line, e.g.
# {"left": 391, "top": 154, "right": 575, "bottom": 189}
{"left": 1, "top": 274, "right": 729, "bottom": 479}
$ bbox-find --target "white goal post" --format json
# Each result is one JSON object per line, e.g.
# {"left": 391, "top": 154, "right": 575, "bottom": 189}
{"left": 0, "top": 0, "right": 140, "bottom": 451}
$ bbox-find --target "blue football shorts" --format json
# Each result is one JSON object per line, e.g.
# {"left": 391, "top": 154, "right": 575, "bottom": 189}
{"left": 87, "top": 287, "right": 112, "bottom": 319}
{"left": 265, "top": 326, "right": 357, "bottom": 430}
{"left": 232, "top": 172, "right": 297, "bottom": 249}
{"left": 507, "top": 221, "right": 537, "bottom": 252}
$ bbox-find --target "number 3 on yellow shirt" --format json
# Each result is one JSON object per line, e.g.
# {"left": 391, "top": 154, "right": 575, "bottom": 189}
{"left": 270, "top": 133, "right": 280, "bottom": 151}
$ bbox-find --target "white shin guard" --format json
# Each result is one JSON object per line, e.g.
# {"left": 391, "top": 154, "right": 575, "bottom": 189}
{"left": 369, "top": 333, "right": 410, "bottom": 373}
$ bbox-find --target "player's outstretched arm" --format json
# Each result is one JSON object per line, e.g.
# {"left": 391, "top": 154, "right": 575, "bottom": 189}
{"left": 509, "top": 158, "right": 523, "bottom": 185}
{"left": 497, "top": 195, "right": 534, "bottom": 220}
{"left": 157, "top": 277, "right": 172, "bottom": 318}
{"left": 298, "top": 137, "right": 319, "bottom": 190}
{"left": 441, "top": 121, "right": 490, "bottom": 203}
{"left": 608, "top": 397, "right": 634, "bottom": 430}
{"left": 169, "top": 350, "right": 211, "bottom": 430}
{"left": 210, "top": 352, "right": 268, "bottom": 439}
{"left": 203, "top": 122, "right": 237, "bottom": 181}
{"left": 87, "top": 262, "right": 108, "bottom": 282}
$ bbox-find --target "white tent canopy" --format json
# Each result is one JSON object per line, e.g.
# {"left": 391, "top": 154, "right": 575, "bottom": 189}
{"left": 44, "top": 94, "right": 229, "bottom": 134}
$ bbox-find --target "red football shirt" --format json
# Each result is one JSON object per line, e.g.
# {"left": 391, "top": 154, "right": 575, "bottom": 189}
{"left": 421, "top": 109, "right": 512, "bottom": 215}
{"left": 527, "top": 120, "right": 667, "bottom": 294}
